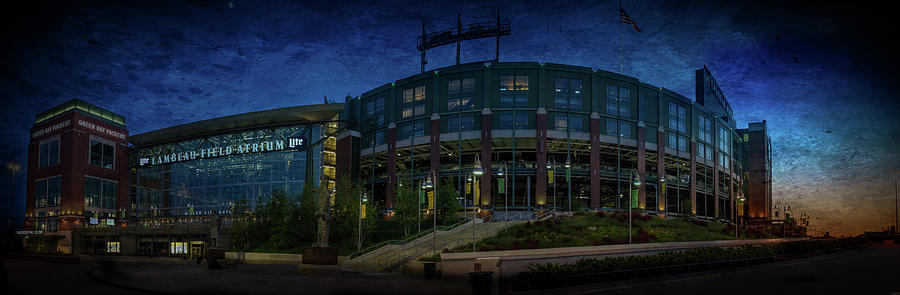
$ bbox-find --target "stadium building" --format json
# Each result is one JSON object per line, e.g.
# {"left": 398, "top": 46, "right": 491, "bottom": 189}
{"left": 23, "top": 62, "right": 772, "bottom": 255}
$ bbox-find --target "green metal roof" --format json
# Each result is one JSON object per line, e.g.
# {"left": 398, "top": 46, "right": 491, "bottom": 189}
{"left": 129, "top": 103, "right": 344, "bottom": 147}
{"left": 35, "top": 98, "right": 126, "bottom": 127}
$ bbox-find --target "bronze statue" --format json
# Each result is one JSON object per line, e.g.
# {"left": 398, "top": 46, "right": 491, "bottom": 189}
{"left": 313, "top": 188, "right": 333, "bottom": 247}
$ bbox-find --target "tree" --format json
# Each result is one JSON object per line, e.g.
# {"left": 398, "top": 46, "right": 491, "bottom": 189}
{"left": 267, "top": 189, "right": 302, "bottom": 250}
{"left": 297, "top": 184, "right": 318, "bottom": 243}
{"left": 395, "top": 183, "right": 420, "bottom": 236}
{"left": 436, "top": 180, "right": 461, "bottom": 225}
{"left": 332, "top": 179, "right": 378, "bottom": 250}
{"left": 229, "top": 199, "right": 253, "bottom": 251}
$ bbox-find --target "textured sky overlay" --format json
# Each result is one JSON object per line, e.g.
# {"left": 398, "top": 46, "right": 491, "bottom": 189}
{"left": 2, "top": 0, "right": 898, "bottom": 236}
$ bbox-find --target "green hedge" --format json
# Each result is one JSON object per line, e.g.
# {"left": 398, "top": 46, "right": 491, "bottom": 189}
{"left": 522, "top": 238, "right": 864, "bottom": 279}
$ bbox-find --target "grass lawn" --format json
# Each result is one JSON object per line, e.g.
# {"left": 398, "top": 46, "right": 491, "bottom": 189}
{"left": 449, "top": 211, "right": 776, "bottom": 252}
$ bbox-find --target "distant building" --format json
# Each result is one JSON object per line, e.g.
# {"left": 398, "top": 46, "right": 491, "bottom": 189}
{"left": 738, "top": 121, "right": 773, "bottom": 221}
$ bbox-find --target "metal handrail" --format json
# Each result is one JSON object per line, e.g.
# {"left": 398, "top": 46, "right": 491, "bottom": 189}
{"left": 347, "top": 209, "right": 559, "bottom": 271}
{"left": 348, "top": 217, "right": 471, "bottom": 259}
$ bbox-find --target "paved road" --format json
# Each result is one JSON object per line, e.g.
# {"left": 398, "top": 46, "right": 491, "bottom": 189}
{"left": 516, "top": 248, "right": 900, "bottom": 295}
{"left": 4, "top": 247, "right": 896, "bottom": 295}
{"left": 1, "top": 255, "right": 471, "bottom": 295}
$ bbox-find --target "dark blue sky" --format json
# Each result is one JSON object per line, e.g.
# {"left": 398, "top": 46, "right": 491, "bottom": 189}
{"left": 2, "top": 0, "right": 898, "bottom": 236}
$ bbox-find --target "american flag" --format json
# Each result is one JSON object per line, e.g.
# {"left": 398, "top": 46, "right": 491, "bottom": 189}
{"left": 619, "top": 7, "right": 641, "bottom": 32}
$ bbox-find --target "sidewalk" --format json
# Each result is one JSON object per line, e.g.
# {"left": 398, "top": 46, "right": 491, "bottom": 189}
{"left": 87, "top": 259, "right": 472, "bottom": 294}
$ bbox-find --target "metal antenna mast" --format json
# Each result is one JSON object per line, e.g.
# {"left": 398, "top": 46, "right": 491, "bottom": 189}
{"left": 417, "top": 10, "right": 511, "bottom": 73}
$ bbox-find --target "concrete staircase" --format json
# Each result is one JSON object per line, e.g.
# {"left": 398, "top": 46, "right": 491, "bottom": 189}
{"left": 344, "top": 210, "right": 555, "bottom": 272}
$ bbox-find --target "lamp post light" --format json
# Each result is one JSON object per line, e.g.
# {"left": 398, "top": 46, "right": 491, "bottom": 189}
{"left": 7, "top": 162, "right": 21, "bottom": 229}
{"left": 630, "top": 171, "right": 641, "bottom": 244}
{"left": 472, "top": 154, "right": 483, "bottom": 252}
{"left": 423, "top": 169, "right": 438, "bottom": 254}
{"left": 547, "top": 157, "right": 556, "bottom": 212}
{"left": 565, "top": 156, "right": 571, "bottom": 213}
{"left": 417, "top": 178, "right": 422, "bottom": 234}
{"left": 358, "top": 191, "right": 367, "bottom": 250}
{"left": 498, "top": 162, "right": 508, "bottom": 221}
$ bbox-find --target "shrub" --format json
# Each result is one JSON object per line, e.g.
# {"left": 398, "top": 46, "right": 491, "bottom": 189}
{"left": 596, "top": 211, "right": 607, "bottom": 218}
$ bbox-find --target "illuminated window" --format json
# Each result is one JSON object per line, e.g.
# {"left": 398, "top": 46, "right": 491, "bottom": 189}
{"left": 499, "top": 75, "right": 529, "bottom": 107}
{"left": 35, "top": 177, "right": 61, "bottom": 208}
{"left": 85, "top": 177, "right": 117, "bottom": 210}
{"left": 447, "top": 96, "right": 473, "bottom": 111}
{"left": 170, "top": 242, "right": 187, "bottom": 254}
{"left": 39, "top": 139, "right": 59, "bottom": 168}
{"left": 402, "top": 86, "right": 426, "bottom": 118}
{"left": 107, "top": 242, "right": 120, "bottom": 253}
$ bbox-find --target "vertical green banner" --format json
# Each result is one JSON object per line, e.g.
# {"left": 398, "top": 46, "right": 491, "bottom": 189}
{"left": 419, "top": 189, "right": 425, "bottom": 203}
{"left": 631, "top": 189, "right": 639, "bottom": 209}
{"left": 566, "top": 168, "right": 571, "bottom": 183}
{"left": 498, "top": 178, "right": 505, "bottom": 194}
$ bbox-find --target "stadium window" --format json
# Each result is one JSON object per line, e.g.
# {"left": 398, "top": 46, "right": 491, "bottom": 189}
{"left": 667, "top": 132, "right": 677, "bottom": 149}
{"left": 605, "top": 118, "right": 617, "bottom": 136}
{"left": 448, "top": 96, "right": 473, "bottom": 111}
{"left": 34, "top": 177, "right": 61, "bottom": 208}
{"left": 499, "top": 75, "right": 529, "bottom": 107}
{"left": 85, "top": 177, "right": 116, "bottom": 210}
{"left": 554, "top": 78, "right": 583, "bottom": 110}
{"left": 669, "top": 102, "right": 687, "bottom": 133}
{"left": 699, "top": 116, "right": 712, "bottom": 143}
{"left": 402, "top": 86, "right": 427, "bottom": 118}
{"left": 447, "top": 115, "right": 475, "bottom": 132}
{"left": 39, "top": 139, "right": 60, "bottom": 168}
{"left": 90, "top": 140, "right": 115, "bottom": 169}
{"left": 366, "top": 97, "right": 384, "bottom": 126}
{"left": 606, "top": 85, "right": 631, "bottom": 117}
{"left": 413, "top": 121, "right": 425, "bottom": 137}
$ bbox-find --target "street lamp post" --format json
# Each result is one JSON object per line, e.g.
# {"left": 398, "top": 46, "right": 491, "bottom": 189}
{"left": 498, "top": 162, "right": 508, "bottom": 221}
{"left": 547, "top": 157, "right": 556, "bottom": 212}
{"left": 358, "top": 191, "right": 367, "bottom": 250}
{"left": 630, "top": 171, "right": 641, "bottom": 244}
{"left": 423, "top": 170, "right": 437, "bottom": 254}
{"left": 472, "top": 154, "right": 483, "bottom": 252}
{"left": 7, "top": 162, "right": 21, "bottom": 229}
{"left": 418, "top": 179, "right": 422, "bottom": 234}
{"left": 565, "top": 156, "right": 571, "bottom": 213}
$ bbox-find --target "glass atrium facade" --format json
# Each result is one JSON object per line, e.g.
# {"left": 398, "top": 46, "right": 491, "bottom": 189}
{"left": 129, "top": 122, "right": 338, "bottom": 223}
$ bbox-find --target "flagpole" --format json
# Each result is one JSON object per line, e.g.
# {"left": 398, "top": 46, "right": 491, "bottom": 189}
{"left": 619, "top": 0, "right": 623, "bottom": 74}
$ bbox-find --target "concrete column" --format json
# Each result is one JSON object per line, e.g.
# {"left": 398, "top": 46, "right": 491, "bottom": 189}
{"left": 386, "top": 123, "right": 397, "bottom": 209}
{"left": 480, "top": 109, "right": 492, "bottom": 213}
{"left": 657, "top": 130, "right": 667, "bottom": 214}
{"left": 535, "top": 108, "right": 547, "bottom": 208}
{"left": 335, "top": 130, "right": 361, "bottom": 186}
{"left": 690, "top": 140, "right": 697, "bottom": 215}
{"left": 590, "top": 113, "right": 601, "bottom": 209}
{"left": 637, "top": 122, "right": 646, "bottom": 209}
